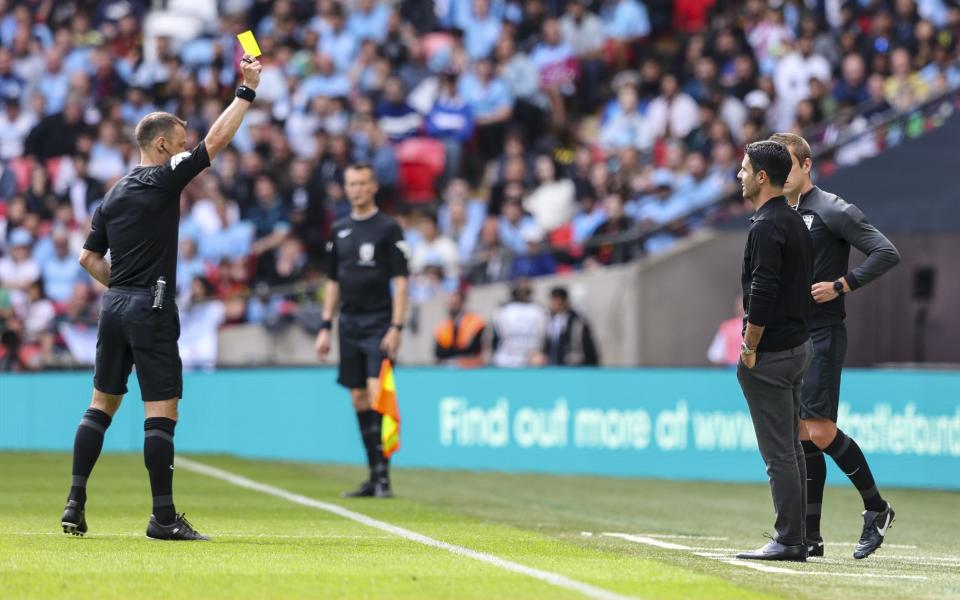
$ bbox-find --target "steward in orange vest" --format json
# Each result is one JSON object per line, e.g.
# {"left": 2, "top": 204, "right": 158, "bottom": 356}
{"left": 434, "top": 290, "right": 486, "bottom": 367}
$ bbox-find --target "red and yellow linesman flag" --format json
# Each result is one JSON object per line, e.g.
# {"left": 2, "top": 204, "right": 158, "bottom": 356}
{"left": 372, "top": 359, "right": 400, "bottom": 458}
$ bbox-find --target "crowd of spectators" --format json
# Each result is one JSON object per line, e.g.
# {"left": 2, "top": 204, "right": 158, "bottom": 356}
{"left": 2, "top": 0, "right": 960, "bottom": 369}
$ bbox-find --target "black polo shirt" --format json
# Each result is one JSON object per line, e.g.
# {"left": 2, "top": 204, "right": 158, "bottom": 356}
{"left": 741, "top": 195, "right": 814, "bottom": 352}
{"left": 326, "top": 210, "right": 409, "bottom": 314}
{"left": 83, "top": 142, "right": 211, "bottom": 292}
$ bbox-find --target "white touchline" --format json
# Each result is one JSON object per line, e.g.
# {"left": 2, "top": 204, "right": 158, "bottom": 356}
{"left": 177, "top": 458, "right": 637, "bottom": 600}
{"left": 601, "top": 533, "right": 692, "bottom": 550}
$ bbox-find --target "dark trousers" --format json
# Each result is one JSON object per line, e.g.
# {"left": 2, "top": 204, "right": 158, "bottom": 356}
{"left": 737, "top": 339, "right": 813, "bottom": 546}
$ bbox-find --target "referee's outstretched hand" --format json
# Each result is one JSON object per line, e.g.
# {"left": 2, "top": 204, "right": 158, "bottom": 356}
{"left": 239, "top": 54, "right": 262, "bottom": 90}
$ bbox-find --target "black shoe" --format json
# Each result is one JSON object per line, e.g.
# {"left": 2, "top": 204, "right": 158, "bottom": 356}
{"left": 736, "top": 539, "right": 807, "bottom": 562}
{"left": 855, "top": 503, "right": 894, "bottom": 559}
{"left": 61, "top": 500, "right": 87, "bottom": 537}
{"left": 341, "top": 480, "right": 376, "bottom": 498}
{"left": 342, "top": 480, "right": 394, "bottom": 498}
{"left": 146, "top": 513, "right": 210, "bottom": 541}
{"left": 806, "top": 537, "right": 824, "bottom": 557}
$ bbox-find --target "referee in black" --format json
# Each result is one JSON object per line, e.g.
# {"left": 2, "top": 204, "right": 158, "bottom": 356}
{"left": 315, "top": 163, "right": 409, "bottom": 498}
{"left": 60, "top": 54, "right": 262, "bottom": 541}
{"left": 734, "top": 140, "right": 814, "bottom": 562}
{"left": 771, "top": 133, "right": 901, "bottom": 559}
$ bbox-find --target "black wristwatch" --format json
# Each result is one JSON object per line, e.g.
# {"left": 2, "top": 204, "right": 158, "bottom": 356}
{"left": 235, "top": 85, "right": 256, "bottom": 102}
{"left": 319, "top": 319, "right": 333, "bottom": 330}
{"left": 833, "top": 280, "right": 846, "bottom": 296}
{"left": 390, "top": 323, "right": 404, "bottom": 331}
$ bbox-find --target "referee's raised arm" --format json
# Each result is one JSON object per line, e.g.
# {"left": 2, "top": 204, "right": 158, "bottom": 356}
{"left": 204, "top": 54, "right": 262, "bottom": 160}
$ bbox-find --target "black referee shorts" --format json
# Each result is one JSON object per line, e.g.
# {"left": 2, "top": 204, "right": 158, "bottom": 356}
{"left": 94, "top": 288, "right": 182, "bottom": 402}
{"left": 800, "top": 324, "right": 847, "bottom": 422}
{"left": 337, "top": 310, "right": 390, "bottom": 390}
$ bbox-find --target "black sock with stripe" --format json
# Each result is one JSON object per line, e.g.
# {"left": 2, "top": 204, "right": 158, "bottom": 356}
{"left": 68, "top": 408, "right": 113, "bottom": 506}
{"left": 144, "top": 417, "right": 177, "bottom": 524}
{"left": 824, "top": 429, "right": 886, "bottom": 513}
{"left": 803, "top": 440, "right": 826, "bottom": 540}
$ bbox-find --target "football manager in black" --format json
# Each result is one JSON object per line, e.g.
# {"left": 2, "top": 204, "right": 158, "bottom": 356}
{"left": 734, "top": 140, "right": 814, "bottom": 562}
{"left": 60, "top": 54, "right": 262, "bottom": 541}
{"left": 315, "top": 163, "right": 409, "bottom": 498}
{"left": 772, "top": 133, "right": 900, "bottom": 560}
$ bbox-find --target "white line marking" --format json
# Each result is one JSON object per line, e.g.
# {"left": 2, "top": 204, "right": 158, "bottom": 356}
{"left": 824, "top": 542, "right": 918, "bottom": 549}
{"left": 629, "top": 533, "right": 728, "bottom": 541}
{"left": 692, "top": 553, "right": 927, "bottom": 579}
{"left": 601, "top": 533, "right": 691, "bottom": 550}
{"left": 178, "top": 458, "right": 636, "bottom": 600}
{"left": 11, "top": 532, "right": 392, "bottom": 540}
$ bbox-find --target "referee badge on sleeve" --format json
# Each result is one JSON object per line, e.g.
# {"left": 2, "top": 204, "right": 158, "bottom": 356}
{"left": 395, "top": 240, "right": 411, "bottom": 260}
{"left": 803, "top": 215, "right": 814, "bottom": 230}
{"left": 170, "top": 152, "right": 191, "bottom": 170}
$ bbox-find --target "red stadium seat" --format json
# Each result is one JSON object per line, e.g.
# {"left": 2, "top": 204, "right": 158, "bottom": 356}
{"left": 397, "top": 137, "right": 445, "bottom": 204}
{"left": 8, "top": 157, "right": 34, "bottom": 193}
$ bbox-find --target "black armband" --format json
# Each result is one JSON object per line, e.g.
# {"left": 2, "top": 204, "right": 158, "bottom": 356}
{"left": 390, "top": 323, "right": 404, "bottom": 331}
{"left": 235, "top": 85, "right": 256, "bottom": 102}
{"left": 320, "top": 320, "right": 333, "bottom": 330}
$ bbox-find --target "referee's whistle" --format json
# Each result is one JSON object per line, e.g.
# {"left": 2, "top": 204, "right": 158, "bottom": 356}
{"left": 153, "top": 277, "right": 166, "bottom": 311}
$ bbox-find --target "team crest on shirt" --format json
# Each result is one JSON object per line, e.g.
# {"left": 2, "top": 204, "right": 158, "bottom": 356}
{"left": 358, "top": 242, "right": 376, "bottom": 266}
{"left": 803, "top": 215, "right": 814, "bottom": 230}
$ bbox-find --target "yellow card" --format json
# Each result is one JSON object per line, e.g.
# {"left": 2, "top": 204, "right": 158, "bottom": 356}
{"left": 236, "top": 30, "right": 262, "bottom": 58}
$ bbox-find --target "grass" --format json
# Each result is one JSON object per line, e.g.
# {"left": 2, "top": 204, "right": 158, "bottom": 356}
{"left": 0, "top": 452, "right": 958, "bottom": 600}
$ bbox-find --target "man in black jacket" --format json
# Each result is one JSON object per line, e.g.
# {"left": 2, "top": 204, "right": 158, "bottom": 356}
{"left": 734, "top": 140, "right": 814, "bottom": 562}
{"left": 771, "top": 133, "right": 900, "bottom": 560}
{"left": 539, "top": 287, "right": 599, "bottom": 366}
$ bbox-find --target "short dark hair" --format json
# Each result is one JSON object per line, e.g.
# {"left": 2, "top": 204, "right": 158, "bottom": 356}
{"left": 135, "top": 112, "right": 186, "bottom": 149}
{"left": 768, "top": 132, "right": 813, "bottom": 166}
{"left": 345, "top": 162, "right": 376, "bottom": 179}
{"left": 744, "top": 141, "right": 792, "bottom": 188}
{"left": 549, "top": 287, "right": 568, "bottom": 301}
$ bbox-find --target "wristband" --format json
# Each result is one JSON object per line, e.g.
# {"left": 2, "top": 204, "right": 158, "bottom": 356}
{"left": 320, "top": 320, "right": 333, "bottom": 330}
{"left": 235, "top": 85, "right": 256, "bottom": 103}
{"left": 390, "top": 323, "right": 404, "bottom": 331}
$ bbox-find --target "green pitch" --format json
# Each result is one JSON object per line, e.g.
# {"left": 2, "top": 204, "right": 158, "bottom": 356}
{"left": 1, "top": 453, "right": 958, "bottom": 600}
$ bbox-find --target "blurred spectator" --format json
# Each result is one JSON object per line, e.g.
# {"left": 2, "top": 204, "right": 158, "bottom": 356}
{"left": 560, "top": 0, "right": 605, "bottom": 111}
{"left": 464, "top": 0, "right": 502, "bottom": 60}
{"left": 0, "top": 228, "right": 40, "bottom": 301}
{"left": 426, "top": 71, "right": 474, "bottom": 184}
{"left": 40, "top": 228, "right": 84, "bottom": 303}
{"left": 438, "top": 178, "right": 484, "bottom": 263}
{"left": 459, "top": 57, "right": 512, "bottom": 165}
{"left": 498, "top": 195, "right": 536, "bottom": 254}
{"left": 491, "top": 279, "right": 547, "bottom": 367}
{"left": 248, "top": 174, "right": 291, "bottom": 254}
{"left": 179, "top": 276, "right": 226, "bottom": 371}
{"left": 646, "top": 74, "right": 701, "bottom": 140}
{"left": 468, "top": 217, "right": 513, "bottom": 284}
{"left": 534, "top": 286, "right": 599, "bottom": 366}
{"left": 585, "top": 193, "right": 636, "bottom": 266}
{"left": 434, "top": 289, "right": 486, "bottom": 367}
{"left": 886, "top": 46, "right": 931, "bottom": 110}
{"left": 377, "top": 76, "right": 422, "bottom": 142}
{"left": 24, "top": 95, "right": 86, "bottom": 159}
{"left": 708, "top": 295, "right": 746, "bottom": 367}
{"left": 24, "top": 165, "right": 60, "bottom": 221}
{"left": 0, "top": 94, "right": 36, "bottom": 160}
{"left": 509, "top": 226, "right": 557, "bottom": 279}
{"left": 196, "top": 198, "right": 254, "bottom": 264}
{"left": 599, "top": 82, "right": 652, "bottom": 152}
{"left": 531, "top": 18, "right": 577, "bottom": 125}
{"left": 523, "top": 154, "right": 576, "bottom": 233}
{"left": 411, "top": 213, "right": 460, "bottom": 281}
{"left": 21, "top": 279, "right": 55, "bottom": 345}
{"left": 62, "top": 154, "right": 105, "bottom": 222}
{"left": 176, "top": 238, "right": 207, "bottom": 300}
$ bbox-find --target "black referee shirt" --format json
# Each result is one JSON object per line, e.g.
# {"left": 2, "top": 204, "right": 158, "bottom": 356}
{"left": 326, "top": 211, "right": 409, "bottom": 314}
{"left": 795, "top": 186, "right": 900, "bottom": 329}
{"left": 741, "top": 196, "right": 814, "bottom": 352}
{"left": 83, "top": 142, "right": 211, "bottom": 292}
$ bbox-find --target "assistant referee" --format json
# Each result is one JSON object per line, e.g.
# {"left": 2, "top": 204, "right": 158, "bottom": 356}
{"left": 60, "top": 54, "right": 262, "bottom": 541}
{"left": 315, "top": 163, "right": 409, "bottom": 498}
{"left": 771, "top": 133, "right": 901, "bottom": 560}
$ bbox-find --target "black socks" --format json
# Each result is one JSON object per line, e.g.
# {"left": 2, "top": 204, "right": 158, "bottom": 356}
{"left": 356, "top": 409, "right": 388, "bottom": 484}
{"left": 68, "top": 408, "right": 113, "bottom": 506}
{"left": 144, "top": 417, "right": 177, "bottom": 525}
{"left": 824, "top": 429, "right": 886, "bottom": 513}
{"left": 802, "top": 440, "right": 826, "bottom": 540}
